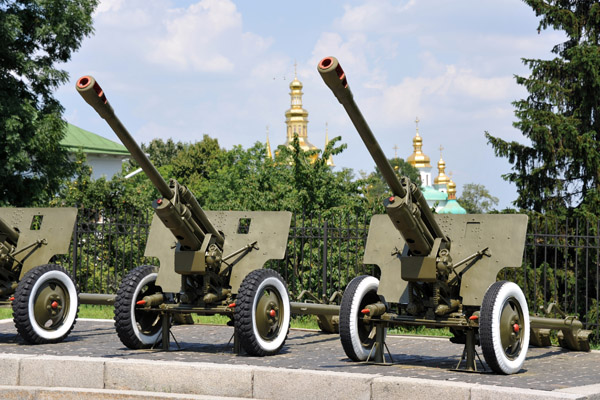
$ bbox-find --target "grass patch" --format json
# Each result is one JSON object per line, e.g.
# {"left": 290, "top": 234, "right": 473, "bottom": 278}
{"left": 388, "top": 325, "right": 452, "bottom": 337}
{"left": 0, "top": 308, "right": 11, "bottom": 319}
{"left": 79, "top": 304, "right": 115, "bottom": 319}
{"left": 192, "top": 314, "right": 230, "bottom": 325}
{"left": 192, "top": 313, "right": 321, "bottom": 329}
{"left": 0, "top": 304, "right": 115, "bottom": 320}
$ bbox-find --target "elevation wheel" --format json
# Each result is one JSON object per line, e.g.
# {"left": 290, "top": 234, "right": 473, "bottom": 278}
{"left": 234, "top": 269, "right": 290, "bottom": 356}
{"left": 13, "top": 264, "right": 79, "bottom": 344}
{"left": 114, "top": 265, "right": 165, "bottom": 349}
{"left": 339, "top": 275, "right": 384, "bottom": 361}
{"left": 480, "top": 280, "right": 530, "bottom": 374}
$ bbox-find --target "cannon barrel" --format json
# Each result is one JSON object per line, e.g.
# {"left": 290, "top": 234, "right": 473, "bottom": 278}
{"left": 76, "top": 76, "right": 224, "bottom": 249}
{"left": 76, "top": 76, "right": 173, "bottom": 199}
{"left": 318, "top": 56, "right": 448, "bottom": 254}
{"left": 317, "top": 57, "right": 406, "bottom": 198}
{"left": 0, "top": 216, "right": 19, "bottom": 246}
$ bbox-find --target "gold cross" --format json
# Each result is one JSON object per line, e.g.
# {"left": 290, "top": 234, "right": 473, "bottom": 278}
{"left": 393, "top": 144, "right": 399, "bottom": 159}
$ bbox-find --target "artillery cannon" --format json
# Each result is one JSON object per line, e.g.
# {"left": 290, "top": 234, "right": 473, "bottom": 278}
{"left": 76, "top": 76, "right": 293, "bottom": 356}
{"left": 0, "top": 208, "right": 78, "bottom": 344}
{"left": 318, "top": 56, "right": 590, "bottom": 374}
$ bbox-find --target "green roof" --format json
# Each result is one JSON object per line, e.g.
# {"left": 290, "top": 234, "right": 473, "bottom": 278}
{"left": 439, "top": 199, "right": 467, "bottom": 214}
{"left": 61, "top": 123, "right": 129, "bottom": 156}
{"left": 421, "top": 185, "right": 448, "bottom": 201}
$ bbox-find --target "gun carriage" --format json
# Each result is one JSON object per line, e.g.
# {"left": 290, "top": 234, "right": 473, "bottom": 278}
{"left": 0, "top": 208, "right": 78, "bottom": 343}
{"left": 318, "top": 56, "right": 590, "bottom": 374}
{"left": 76, "top": 76, "right": 296, "bottom": 356}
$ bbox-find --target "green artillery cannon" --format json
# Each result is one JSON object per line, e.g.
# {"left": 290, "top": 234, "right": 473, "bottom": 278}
{"left": 0, "top": 208, "right": 79, "bottom": 344}
{"left": 76, "top": 76, "right": 294, "bottom": 356}
{"left": 318, "top": 56, "right": 590, "bottom": 374}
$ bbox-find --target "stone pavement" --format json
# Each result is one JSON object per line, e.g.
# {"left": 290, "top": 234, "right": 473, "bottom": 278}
{"left": 0, "top": 318, "right": 598, "bottom": 394}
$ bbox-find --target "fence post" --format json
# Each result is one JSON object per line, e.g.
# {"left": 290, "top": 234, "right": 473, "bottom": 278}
{"left": 322, "top": 220, "right": 328, "bottom": 300}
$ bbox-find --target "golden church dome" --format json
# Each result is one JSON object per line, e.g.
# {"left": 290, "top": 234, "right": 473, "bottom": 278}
{"left": 447, "top": 179, "right": 457, "bottom": 200}
{"left": 290, "top": 77, "right": 303, "bottom": 89}
{"left": 406, "top": 117, "right": 431, "bottom": 168}
{"left": 434, "top": 154, "right": 450, "bottom": 186}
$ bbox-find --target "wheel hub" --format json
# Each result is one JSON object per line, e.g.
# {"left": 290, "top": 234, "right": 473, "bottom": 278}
{"left": 499, "top": 297, "right": 524, "bottom": 360}
{"left": 256, "top": 288, "right": 283, "bottom": 340}
{"left": 34, "top": 281, "right": 68, "bottom": 330}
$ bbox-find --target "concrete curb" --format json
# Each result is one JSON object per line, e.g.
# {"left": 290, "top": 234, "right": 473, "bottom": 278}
{"left": 0, "top": 385, "right": 252, "bottom": 400}
{"left": 0, "top": 353, "right": 597, "bottom": 400}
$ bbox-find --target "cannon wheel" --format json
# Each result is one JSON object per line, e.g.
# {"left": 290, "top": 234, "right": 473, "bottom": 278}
{"left": 480, "top": 281, "right": 530, "bottom": 374}
{"left": 339, "top": 275, "right": 384, "bottom": 361}
{"left": 114, "top": 265, "right": 165, "bottom": 349}
{"left": 235, "top": 269, "right": 290, "bottom": 356}
{"left": 13, "top": 264, "right": 79, "bottom": 344}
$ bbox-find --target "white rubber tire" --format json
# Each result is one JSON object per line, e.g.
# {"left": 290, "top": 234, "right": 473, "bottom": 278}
{"left": 252, "top": 275, "right": 290, "bottom": 352}
{"left": 235, "top": 269, "right": 291, "bottom": 356}
{"left": 114, "top": 265, "right": 164, "bottom": 349}
{"left": 130, "top": 271, "right": 161, "bottom": 345}
{"left": 339, "top": 275, "right": 385, "bottom": 361}
{"left": 21, "top": 268, "right": 78, "bottom": 342}
{"left": 480, "top": 281, "right": 530, "bottom": 374}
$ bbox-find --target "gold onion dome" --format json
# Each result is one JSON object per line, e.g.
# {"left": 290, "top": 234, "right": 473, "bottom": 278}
{"left": 447, "top": 179, "right": 457, "bottom": 200}
{"left": 406, "top": 118, "right": 431, "bottom": 168}
{"left": 434, "top": 156, "right": 450, "bottom": 186}
{"left": 290, "top": 76, "right": 302, "bottom": 89}
{"left": 283, "top": 66, "right": 317, "bottom": 154}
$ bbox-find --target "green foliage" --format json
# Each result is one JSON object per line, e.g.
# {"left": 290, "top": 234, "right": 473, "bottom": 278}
{"left": 457, "top": 183, "right": 499, "bottom": 213}
{"left": 171, "top": 135, "right": 224, "bottom": 183}
{"left": 141, "top": 138, "right": 188, "bottom": 168}
{"left": 50, "top": 152, "right": 150, "bottom": 210}
{"left": 486, "top": 0, "right": 600, "bottom": 215}
{"left": 0, "top": 0, "right": 98, "bottom": 206}
{"left": 275, "top": 135, "right": 364, "bottom": 214}
{"left": 164, "top": 133, "right": 365, "bottom": 215}
{"left": 187, "top": 140, "right": 293, "bottom": 211}
{"left": 359, "top": 157, "right": 421, "bottom": 214}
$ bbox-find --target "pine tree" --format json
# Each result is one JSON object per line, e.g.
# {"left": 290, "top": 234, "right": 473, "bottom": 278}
{"left": 486, "top": 0, "right": 600, "bottom": 215}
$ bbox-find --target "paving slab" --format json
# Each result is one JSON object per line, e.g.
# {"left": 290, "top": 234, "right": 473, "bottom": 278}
{"left": 0, "top": 319, "right": 598, "bottom": 394}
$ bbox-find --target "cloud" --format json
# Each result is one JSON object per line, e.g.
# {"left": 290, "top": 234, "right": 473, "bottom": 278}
{"left": 311, "top": 32, "right": 370, "bottom": 77}
{"left": 356, "top": 58, "right": 516, "bottom": 128}
{"left": 95, "top": 0, "right": 124, "bottom": 14}
{"left": 148, "top": 0, "right": 240, "bottom": 72}
{"left": 92, "top": 0, "right": 273, "bottom": 74}
{"left": 145, "top": 0, "right": 273, "bottom": 73}
{"left": 334, "top": 0, "right": 416, "bottom": 34}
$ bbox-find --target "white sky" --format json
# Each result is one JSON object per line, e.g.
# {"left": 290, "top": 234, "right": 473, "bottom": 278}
{"left": 55, "top": 0, "right": 565, "bottom": 209}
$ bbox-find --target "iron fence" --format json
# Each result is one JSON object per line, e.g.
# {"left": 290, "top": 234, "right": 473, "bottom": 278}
{"left": 54, "top": 207, "right": 153, "bottom": 294}
{"left": 56, "top": 208, "right": 600, "bottom": 338}
{"left": 505, "top": 215, "right": 600, "bottom": 339}
{"left": 267, "top": 213, "right": 373, "bottom": 302}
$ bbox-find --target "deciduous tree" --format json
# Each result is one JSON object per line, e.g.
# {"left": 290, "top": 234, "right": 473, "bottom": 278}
{"left": 457, "top": 183, "right": 499, "bottom": 214}
{"left": 0, "top": 0, "right": 98, "bottom": 205}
